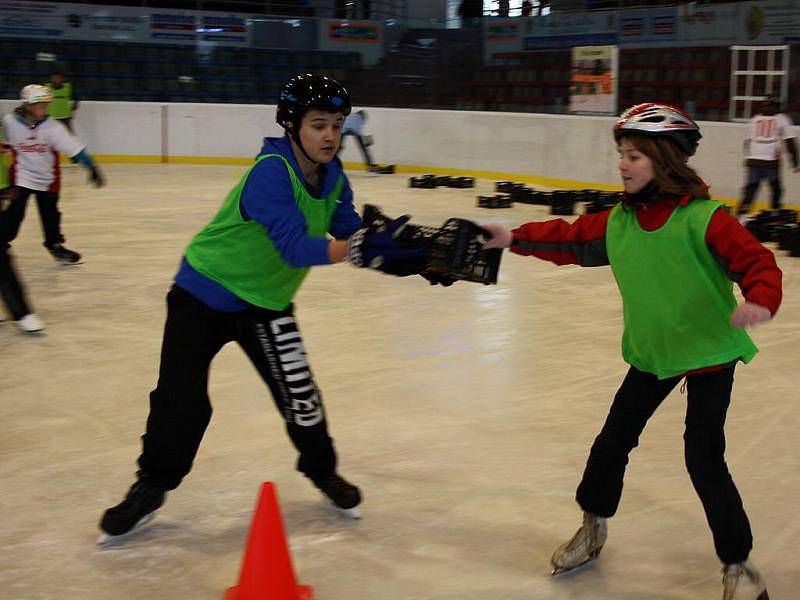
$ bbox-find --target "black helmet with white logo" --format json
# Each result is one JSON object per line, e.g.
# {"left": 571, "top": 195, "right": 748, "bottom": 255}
{"left": 276, "top": 73, "right": 351, "bottom": 132}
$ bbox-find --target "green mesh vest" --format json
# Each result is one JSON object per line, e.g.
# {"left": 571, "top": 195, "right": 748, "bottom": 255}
{"left": 45, "top": 82, "right": 73, "bottom": 119}
{"left": 185, "top": 154, "right": 343, "bottom": 310}
{"left": 606, "top": 199, "right": 757, "bottom": 379}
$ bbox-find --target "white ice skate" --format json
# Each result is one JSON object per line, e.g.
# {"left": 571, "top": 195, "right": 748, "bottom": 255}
{"left": 722, "top": 560, "right": 769, "bottom": 600}
{"left": 15, "top": 313, "right": 44, "bottom": 333}
{"left": 550, "top": 512, "right": 607, "bottom": 576}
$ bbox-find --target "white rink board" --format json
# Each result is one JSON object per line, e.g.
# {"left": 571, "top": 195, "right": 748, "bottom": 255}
{"left": 1, "top": 99, "right": 796, "bottom": 203}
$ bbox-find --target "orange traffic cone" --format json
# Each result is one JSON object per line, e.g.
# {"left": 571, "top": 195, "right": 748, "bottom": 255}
{"left": 224, "top": 482, "right": 314, "bottom": 600}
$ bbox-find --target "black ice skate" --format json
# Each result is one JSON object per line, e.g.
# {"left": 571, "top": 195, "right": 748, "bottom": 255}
{"left": 311, "top": 473, "right": 362, "bottom": 519}
{"left": 48, "top": 244, "right": 83, "bottom": 266}
{"left": 97, "top": 476, "right": 166, "bottom": 545}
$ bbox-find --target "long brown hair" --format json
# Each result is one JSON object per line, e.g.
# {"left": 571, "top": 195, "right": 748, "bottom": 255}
{"left": 622, "top": 134, "right": 708, "bottom": 199}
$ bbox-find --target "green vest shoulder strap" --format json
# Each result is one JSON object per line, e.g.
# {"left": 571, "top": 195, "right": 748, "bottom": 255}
{"left": 185, "top": 153, "right": 344, "bottom": 310}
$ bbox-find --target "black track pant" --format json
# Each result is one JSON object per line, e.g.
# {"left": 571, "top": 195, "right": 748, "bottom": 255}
{"left": 738, "top": 165, "right": 782, "bottom": 215}
{"left": 138, "top": 285, "right": 337, "bottom": 490}
{"left": 576, "top": 365, "right": 753, "bottom": 564}
{"left": 0, "top": 187, "right": 65, "bottom": 250}
{"left": 0, "top": 248, "right": 32, "bottom": 319}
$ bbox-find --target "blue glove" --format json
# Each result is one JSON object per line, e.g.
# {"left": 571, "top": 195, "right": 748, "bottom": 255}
{"left": 348, "top": 215, "right": 428, "bottom": 275}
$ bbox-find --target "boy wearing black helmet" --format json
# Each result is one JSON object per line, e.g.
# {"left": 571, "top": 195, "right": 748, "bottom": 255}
{"left": 98, "top": 74, "right": 426, "bottom": 544}
{"left": 482, "top": 103, "right": 781, "bottom": 600}
{"left": 737, "top": 94, "right": 799, "bottom": 223}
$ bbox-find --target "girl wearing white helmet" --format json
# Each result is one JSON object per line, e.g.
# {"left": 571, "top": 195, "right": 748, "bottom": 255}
{"left": 482, "top": 103, "right": 780, "bottom": 600}
{"left": 0, "top": 84, "right": 105, "bottom": 266}
{"left": 1, "top": 109, "right": 43, "bottom": 333}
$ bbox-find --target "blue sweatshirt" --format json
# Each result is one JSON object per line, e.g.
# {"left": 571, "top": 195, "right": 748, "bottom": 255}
{"left": 175, "top": 135, "right": 361, "bottom": 311}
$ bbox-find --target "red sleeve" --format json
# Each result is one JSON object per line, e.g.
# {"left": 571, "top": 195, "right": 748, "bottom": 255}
{"left": 510, "top": 209, "right": 611, "bottom": 266}
{"left": 705, "top": 209, "right": 783, "bottom": 315}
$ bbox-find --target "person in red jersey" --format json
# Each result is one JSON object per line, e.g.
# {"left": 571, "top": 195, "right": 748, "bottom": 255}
{"left": 483, "top": 103, "right": 779, "bottom": 600}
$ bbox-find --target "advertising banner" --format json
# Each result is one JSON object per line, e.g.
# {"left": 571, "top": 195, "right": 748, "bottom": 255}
{"left": 327, "top": 21, "right": 380, "bottom": 44}
{"left": 0, "top": 1, "right": 251, "bottom": 45}
{"left": 618, "top": 7, "right": 677, "bottom": 47}
{"left": 569, "top": 45, "right": 618, "bottom": 115}
{"left": 486, "top": 20, "right": 519, "bottom": 43}
{"left": 522, "top": 11, "right": 617, "bottom": 50}
{"left": 741, "top": 0, "right": 800, "bottom": 44}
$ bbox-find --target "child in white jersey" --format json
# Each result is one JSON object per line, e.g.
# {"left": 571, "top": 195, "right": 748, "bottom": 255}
{"left": 1, "top": 111, "right": 43, "bottom": 332}
{"left": 0, "top": 84, "right": 105, "bottom": 266}
{"left": 737, "top": 95, "right": 799, "bottom": 222}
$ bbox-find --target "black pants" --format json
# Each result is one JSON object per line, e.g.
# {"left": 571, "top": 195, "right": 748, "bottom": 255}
{"left": 138, "top": 286, "right": 337, "bottom": 490}
{"left": 0, "top": 187, "right": 65, "bottom": 251}
{"left": 576, "top": 365, "right": 753, "bottom": 564}
{"left": 341, "top": 132, "right": 374, "bottom": 170}
{"left": 738, "top": 165, "right": 782, "bottom": 215}
{"left": 0, "top": 247, "right": 32, "bottom": 320}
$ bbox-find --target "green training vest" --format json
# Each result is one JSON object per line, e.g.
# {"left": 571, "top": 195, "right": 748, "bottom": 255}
{"left": 45, "top": 82, "right": 73, "bottom": 119}
{"left": 606, "top": 199, "right": 757, "bottom": 379}
{"left": 185, "top": 154, "right": 343, "bottom": 310}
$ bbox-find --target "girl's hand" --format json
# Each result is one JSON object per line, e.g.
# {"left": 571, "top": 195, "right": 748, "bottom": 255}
{"left": 730, "top": 302, "right": 772, "bottom": 328}
{"left": 481, "top": 224, "right": 513, "bottom": 249}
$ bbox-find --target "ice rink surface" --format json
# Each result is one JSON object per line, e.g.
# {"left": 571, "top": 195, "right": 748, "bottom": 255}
{"left": 1, "top": 164, "right": 798, "bottom": 599}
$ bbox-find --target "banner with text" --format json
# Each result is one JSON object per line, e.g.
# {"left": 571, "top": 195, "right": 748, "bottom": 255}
{"left": 569, "top": 45, "right": 617, "bottom": 115}
{"left": 0, "top": 1, "right": 251, "bottom": 45}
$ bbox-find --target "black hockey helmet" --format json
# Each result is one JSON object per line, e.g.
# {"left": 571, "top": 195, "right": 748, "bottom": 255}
{"left": 276, "top": 73, "right": 351, "bottom": 132}
{"left": 614, "top": 102, "right": 702, "bottom": 156}
{"left": 761, "top": 94, "right": 781, "bottom": 114}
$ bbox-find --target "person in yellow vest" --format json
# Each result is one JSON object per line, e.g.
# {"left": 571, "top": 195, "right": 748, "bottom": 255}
{"left": 482, "top": 103, "right": 780, "bottom": 600}
{"left": 45, "top": 71, "right": 78, "bottom": 133}
{"left": 1, "top": 112, "right": 44, "bottom": 333}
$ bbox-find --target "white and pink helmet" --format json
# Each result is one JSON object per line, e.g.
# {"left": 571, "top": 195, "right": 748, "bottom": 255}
{"left": 20, "top": 84, "right": 54, "bottom": 105}
{"left": 614, "top": 103, "right": 702, "bottom": 156}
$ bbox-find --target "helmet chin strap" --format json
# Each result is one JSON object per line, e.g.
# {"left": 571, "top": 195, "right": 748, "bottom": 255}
{"left": 287, "top": 123, "right": 318, "bottom": 165}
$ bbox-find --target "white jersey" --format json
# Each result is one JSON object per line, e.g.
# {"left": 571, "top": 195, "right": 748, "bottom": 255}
{"left": 2, "top": 112, "right": 84, "bottom": 191}
{"left": 745, "top": 113, "right": 794, "bottom": 162}
{"left": 343, "top": 112, "right": 366, "bottom": 135}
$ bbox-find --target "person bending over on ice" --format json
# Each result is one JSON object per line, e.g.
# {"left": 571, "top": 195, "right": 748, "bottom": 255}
{"left": 482, "top": 103, "right": 780, "bottom": 600}
{"left": 98, "top": 74, "right": 427, "bottom": 544}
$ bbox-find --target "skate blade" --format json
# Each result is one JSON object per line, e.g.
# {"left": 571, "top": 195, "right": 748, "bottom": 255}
{"left": 550, "top": 548, "right": 603, "bottom": 577}
{"left": 323, "top": 497, "right": 362, "bottom": 519}
{"left": 96, "top": 511, "right": 157, "bottom": 547}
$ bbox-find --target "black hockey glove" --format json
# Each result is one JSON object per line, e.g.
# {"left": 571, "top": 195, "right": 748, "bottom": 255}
{"left": 421, "top": 271, "right": 457, "bottom": 287}
{"left": 347, "top": 215, "right": 428, "bottom": 276}
{"left": 88, "top": 165, "right": 106, "bottom": 188}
